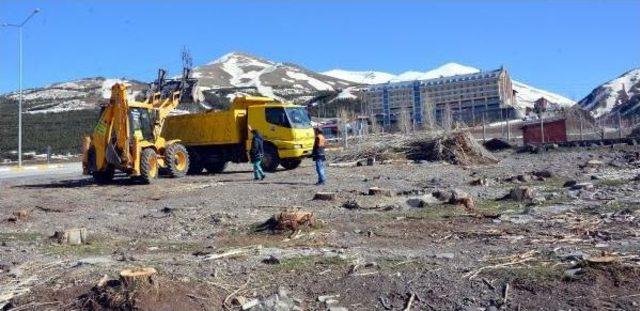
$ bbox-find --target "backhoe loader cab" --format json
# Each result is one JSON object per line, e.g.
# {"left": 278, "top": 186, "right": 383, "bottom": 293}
{"left": 82, "top": 69, "right": 196, "bottom": 184}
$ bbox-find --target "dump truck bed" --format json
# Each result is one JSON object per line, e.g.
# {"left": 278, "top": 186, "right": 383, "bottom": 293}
{"left": 163, "top": 109, "right": 246, "bottom": 146}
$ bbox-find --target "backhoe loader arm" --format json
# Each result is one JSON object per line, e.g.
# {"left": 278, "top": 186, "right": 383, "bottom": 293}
{"left": 90, "top": 83, "right": 131, "bottom": 170}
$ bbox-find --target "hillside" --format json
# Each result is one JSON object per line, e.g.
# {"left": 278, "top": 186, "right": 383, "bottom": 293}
{"left": 323, "top": 63, "right": 576, "bottom": 111}
{"left": 192, "top": 52, "right": 358, "bottom": 105}
{"left": 577, "top": 68, "right": 640, "bottom": 119}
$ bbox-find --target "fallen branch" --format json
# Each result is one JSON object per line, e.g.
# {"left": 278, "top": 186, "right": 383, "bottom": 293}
{"left": 403, "top": 292, "right": 416, "bottom": 311}
{"left": 201, "top": 245, "right": 261, "bottom": 261}
{"left": 464, "top": 253, "right": 537, "bottom": 280}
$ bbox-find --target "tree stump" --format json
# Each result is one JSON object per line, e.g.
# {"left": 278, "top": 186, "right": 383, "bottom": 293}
{"left": 53, "top": 228, "right": 87, "bottom": 245}
{"left": 276, "top": 210, "right": 316, "bottom": 231}
{"left": 119, "top": 267, "right": 157, "bottom": 290}
{"left": 368, "top": 187, "right": 393, "bottom": 197}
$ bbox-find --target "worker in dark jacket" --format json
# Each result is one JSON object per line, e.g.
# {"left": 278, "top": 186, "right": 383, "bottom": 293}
{"left": 311, "top": 127, "right": 327, "bottom": 185}
{"left": 249, "top": 127, "right": 266, "bottom": 180}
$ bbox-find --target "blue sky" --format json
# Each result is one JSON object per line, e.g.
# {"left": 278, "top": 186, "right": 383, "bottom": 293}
{"left": 1, "top": 0, "right": 639, "bottom": 99}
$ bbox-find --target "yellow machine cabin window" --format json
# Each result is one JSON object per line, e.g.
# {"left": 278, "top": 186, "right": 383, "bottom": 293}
{"left": 129, "top": 108, "right": 154, "bottom": 141}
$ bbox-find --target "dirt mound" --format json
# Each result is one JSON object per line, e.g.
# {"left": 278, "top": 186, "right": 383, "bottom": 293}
{"left": 333, "top": 131, "right": 498, "bottom": 166}
{"left": 75, "top": 277, "right": 220, "bottom": 311}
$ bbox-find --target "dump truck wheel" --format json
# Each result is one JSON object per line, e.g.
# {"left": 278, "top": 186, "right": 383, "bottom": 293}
{"left": 140, "top": 148, "right": 159, "bottom": 184}
{"left": 205, "top": 161, "right": 228, "bottom": 174}
{"left": 280, "top": 158, "right": 302, "bottom": 170}
{"left": 262, "top": 144, "right": 280, "bottom": 172}
{"left": 165, "top": 143, "right": 189, "bottom": 178}
{"left": 187, "top": 151, "right": 204, "bottom": 175}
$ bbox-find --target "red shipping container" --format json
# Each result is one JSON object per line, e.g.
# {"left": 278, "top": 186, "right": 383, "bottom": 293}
{"left": 522, "top": 118, "right": 567, "bottom": 145}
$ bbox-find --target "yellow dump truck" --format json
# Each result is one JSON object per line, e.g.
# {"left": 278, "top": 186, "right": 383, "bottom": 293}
{"left": 162, "top": 96, "right": 314, "bottom": 173}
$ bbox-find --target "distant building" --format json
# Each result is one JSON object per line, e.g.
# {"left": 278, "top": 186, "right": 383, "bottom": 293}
{"left": 359, "top": 67, "right": 517, "bottom": 127}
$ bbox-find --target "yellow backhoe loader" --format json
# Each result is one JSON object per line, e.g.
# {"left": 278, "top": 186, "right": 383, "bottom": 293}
{"left": 82, "top": 69, "right": 196, "bottom": 184}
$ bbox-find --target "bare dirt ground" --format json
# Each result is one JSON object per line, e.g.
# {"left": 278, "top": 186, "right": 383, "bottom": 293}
{"left": 1, "top": 145, "right": 640, "bottom": 310}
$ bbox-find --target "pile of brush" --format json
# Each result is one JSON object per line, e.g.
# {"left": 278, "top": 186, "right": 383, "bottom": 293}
{"left": 332, "top": 130, "right": 498, "bottom": 166}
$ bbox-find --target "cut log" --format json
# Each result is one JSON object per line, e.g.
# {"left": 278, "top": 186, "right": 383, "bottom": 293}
{"left": 53, "top": 228, "right": 87, "bottom": 245}
{"left": 119, "top": 267, "right": 157, "bottom": 289}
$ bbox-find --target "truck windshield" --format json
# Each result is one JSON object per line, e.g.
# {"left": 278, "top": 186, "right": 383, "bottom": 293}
{"left": 285, "top": 107, "right": 312, "bottom": 128}
{"left": 265, "top": 107, "right": 311, "bottom": 128}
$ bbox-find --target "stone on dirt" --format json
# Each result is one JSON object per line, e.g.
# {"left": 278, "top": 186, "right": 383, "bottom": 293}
{"left": 341, "top": 200, "right": 361, "bottom": 210}
{"left": 262, "top": 255, "right": 281, "bottom": 265}
{"left": 53, "top": 228, "right": 88, "bottom": 245}
{"left": 563, "top": 268, "right": 585, "bottom": 281}
{"left": 406, "top": 194, "right": 440, "bottom": 208}
{"left": 313, "top": 192, "right": 336, "bottom": 201}
{"left": 368, "top": 187, "right": 393, "bottom": 197}
{"left": 508, "top": 186, "right": 535, "bottom": 202}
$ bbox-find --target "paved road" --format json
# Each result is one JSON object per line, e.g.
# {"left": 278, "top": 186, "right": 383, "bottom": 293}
{"left": 0, "top": 162, "right": 82, "bottom": 182}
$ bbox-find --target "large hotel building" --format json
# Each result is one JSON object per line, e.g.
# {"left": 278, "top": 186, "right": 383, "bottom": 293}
{"left": 359, "top": 67, "right": 518, "bottom": 127}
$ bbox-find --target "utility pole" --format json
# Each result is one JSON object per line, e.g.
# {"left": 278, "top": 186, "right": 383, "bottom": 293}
{"left": 2, "top": 8, "right": 40, "bottom": 167}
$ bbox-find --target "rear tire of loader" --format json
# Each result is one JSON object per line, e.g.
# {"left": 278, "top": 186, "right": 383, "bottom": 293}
{"left": 165, "top": 143, "right": 189, "bottom": 178}
{"left": 88, "top": 147, "right": 114, "bottom": 184}
{"left": 140, "top": 148, "right": 159, "bottom": 184}
{"left": 262, "top": 144, "right": 280, "bottom": 172}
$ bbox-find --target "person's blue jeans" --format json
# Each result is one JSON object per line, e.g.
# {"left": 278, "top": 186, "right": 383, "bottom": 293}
{"left": 315, "top": 159, "right": 326, "bottom": 184}
{"left": 252, "top": 160, "right": 265, "bottom": 180}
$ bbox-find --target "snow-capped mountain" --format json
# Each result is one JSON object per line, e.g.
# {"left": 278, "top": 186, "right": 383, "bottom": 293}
{"left": 323, "top": 62, "right": 575, "bottom": 111}
{"left": 2, "top": 77, "right": 146, "bottom": 114}
{"left": 192, "top": 52, "right": 356, "bottom": 104}
{"left": 577, "top": 68, "right": 640, "bottom": 119}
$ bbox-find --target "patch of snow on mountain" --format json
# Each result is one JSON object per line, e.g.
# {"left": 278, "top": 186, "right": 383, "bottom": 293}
{"left": 25, "top": 99, "right": 94, "bottom": 114}
{"left": 285, "top": 71, "right": 334, "bottom": 91}
{"left": 578, "top": 69, "right": 640, "bottom": 118}
{"left": 321, "top": 69, "right": 395, "bottom": 84}
{"left": 512, "top": 81, "right": 575, "bottom": 109}
{"left": 8, "top": 89, "right": 85, "bottom": 101}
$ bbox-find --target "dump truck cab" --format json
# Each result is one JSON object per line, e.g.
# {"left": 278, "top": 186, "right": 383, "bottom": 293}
{"left": 246, "top": 102, "right": 315, "bottom": 169}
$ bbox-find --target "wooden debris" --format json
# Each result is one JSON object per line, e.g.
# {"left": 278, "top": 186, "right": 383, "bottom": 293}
{"left": 332, "top": 130, "right": 498, "bottom": 166}
{"left": 9, "top": 209, "right": 30, "bottom": 222}
{"left": 96, "top": 274, "right": 109, "bottom": 288}
{"left": 119, "top": 267, "right": 157, "bottom": 289}
{"left": 53, "top": 228, "right": 87, "bottom": 245}
{"left": 201, "top": 245, "right": 261, "bottom": 261}
{"left": 403, "top": 292, "right": 416, "bottom": 311}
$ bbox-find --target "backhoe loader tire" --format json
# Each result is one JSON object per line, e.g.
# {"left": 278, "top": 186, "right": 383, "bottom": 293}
{"left": 205, "top": 161, "right": 228, "bottom": 174}
{"left": 88, "top": 146, "right": 114, "bottom": 184}
{"left": 262, "top": 144, "right": 280, "bottom": 172}
{"left": 140, "top": 148, "right": 159, "bottom": 184}
{"left": 165, "top": 143, "right": 189, "bottom": 178}
{"left": 280, "top": 158, "right": 302, "bottom": 170}
{"left": 93, "top": 168, "right": 115, "bottom": 184}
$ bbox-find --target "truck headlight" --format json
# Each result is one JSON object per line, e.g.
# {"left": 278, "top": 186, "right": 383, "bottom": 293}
{"left": 293, "top": 144, "right": 303, "bottom": 149}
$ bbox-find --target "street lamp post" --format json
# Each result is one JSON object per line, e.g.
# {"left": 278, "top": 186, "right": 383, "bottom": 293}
{"left": 2, "top": 8, "right": 40, "bottom": 167}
